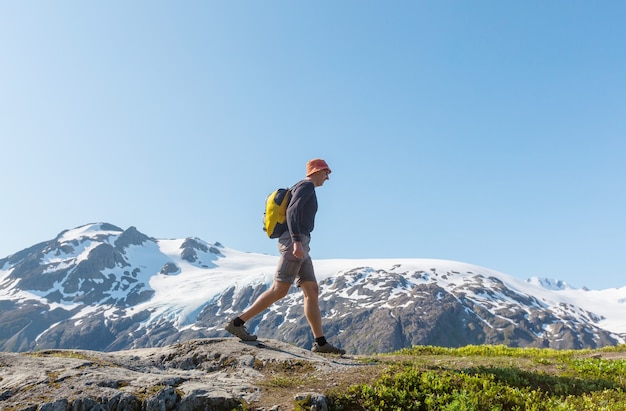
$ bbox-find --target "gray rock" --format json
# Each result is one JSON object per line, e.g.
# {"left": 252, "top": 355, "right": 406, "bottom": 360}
{"left": 295, "top": 392, "right": 328, "bottom": 411}
{"left": 0, "top": 338, "right": 360, "bottom": 411}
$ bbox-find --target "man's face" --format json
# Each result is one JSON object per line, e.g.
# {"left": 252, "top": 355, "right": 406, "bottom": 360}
{"left": 312, "top": 169, "right": 331, "bottom": 187}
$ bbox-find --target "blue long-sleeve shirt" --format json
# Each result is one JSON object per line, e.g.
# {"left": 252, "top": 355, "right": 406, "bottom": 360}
{"left": 286, "top": 180, "right": 318, "bottom": 242}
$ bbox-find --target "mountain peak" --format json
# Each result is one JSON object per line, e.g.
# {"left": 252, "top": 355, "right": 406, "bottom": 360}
{"left": 115, "top": 226, "right": 151, "bottom": 250}
{"left": 56, "top": 222, "right": 124, "bottom": 244}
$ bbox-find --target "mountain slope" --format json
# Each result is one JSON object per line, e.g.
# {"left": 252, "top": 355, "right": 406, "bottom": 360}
{"left": 1, "top": 223, "right": 624, "bottom": 353}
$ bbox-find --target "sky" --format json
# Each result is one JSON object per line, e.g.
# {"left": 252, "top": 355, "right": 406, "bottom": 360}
{"left": 1, "top": 1, "right": 625, "bottom": 290}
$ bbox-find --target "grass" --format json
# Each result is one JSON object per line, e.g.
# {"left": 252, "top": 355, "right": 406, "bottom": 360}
{"left": 248, "top": 344, "right": 626, "bottom": 411}
{"left": 329, "top": 344, "right": 626, "bottom": 411}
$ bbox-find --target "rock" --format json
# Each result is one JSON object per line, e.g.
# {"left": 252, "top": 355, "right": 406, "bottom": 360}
{"left": 0, "top": 338, "right": 360, "bottom": 411}
{"left": 39, "top": 399, "right": 69, "bottom": 411}
{"left": 295, "top": 392, "right": 328, "bottom": 411}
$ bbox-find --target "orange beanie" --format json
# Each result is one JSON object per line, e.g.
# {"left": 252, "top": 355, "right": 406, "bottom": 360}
{"left": 306, "top": 158, "right": 332, "bottom": 177}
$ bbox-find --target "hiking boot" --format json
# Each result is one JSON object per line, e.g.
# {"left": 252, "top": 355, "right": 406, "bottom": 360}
{"left": 224, "top": 320, "right": 257, "bottom": 341}
{"left": 312, "top": 341, "right": 346, "bottom": 355}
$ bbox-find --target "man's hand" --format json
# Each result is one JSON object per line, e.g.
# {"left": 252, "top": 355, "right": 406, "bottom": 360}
{"left": 292, "top": 241, "right": 304, "bottom": 259}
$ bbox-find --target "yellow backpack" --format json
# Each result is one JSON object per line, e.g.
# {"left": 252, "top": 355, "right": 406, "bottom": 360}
{"left": 263, "top": 188, "right": 292, "bottom": 238}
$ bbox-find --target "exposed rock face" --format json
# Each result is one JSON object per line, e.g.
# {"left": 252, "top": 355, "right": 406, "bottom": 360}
{"left": 114, "top": 226, "right": 150, "bottom": 250}
{"left": 0, "top": 338, "right": 357, "bottom": 411}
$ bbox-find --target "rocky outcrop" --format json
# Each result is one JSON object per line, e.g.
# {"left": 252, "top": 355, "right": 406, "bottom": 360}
{"left": 0, "top": 338, "right": 358, "bottom": 411}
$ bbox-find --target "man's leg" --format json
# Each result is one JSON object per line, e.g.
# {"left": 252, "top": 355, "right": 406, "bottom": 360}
{"left": 300, "top": 280, "right": 323, "bottom": 338}
{"left": 300, "top": 280, "right": 346, "bottom": 355}
{"left": 239, "top": 280, "right": 291, "bottom": 322}
{"left": 226, "top": 232, "right": 299, "bottom": 341}
{"left": 225, "top": 280, "right": 291, "bottom": 341}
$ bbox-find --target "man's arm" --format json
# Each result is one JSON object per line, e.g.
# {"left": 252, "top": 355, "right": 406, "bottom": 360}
{"left": 292, "top": 241, "right": 304, "bottom": 259}
{"left": 286, "top": 181, "right": 315, "bottom": 258}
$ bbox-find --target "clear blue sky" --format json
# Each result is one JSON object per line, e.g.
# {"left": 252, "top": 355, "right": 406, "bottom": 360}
{"left": 1, "top": 1, "right": 624, "bottom": 289}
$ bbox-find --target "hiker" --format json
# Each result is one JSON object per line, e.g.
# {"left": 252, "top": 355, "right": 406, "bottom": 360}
{"left": 225, "top": 158, "right": 346, "bottom": 354}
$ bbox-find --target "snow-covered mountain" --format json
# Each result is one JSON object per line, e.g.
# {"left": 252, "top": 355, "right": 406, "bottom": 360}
{"left": 1, "top": 223, "right": 624, "bottom": 354}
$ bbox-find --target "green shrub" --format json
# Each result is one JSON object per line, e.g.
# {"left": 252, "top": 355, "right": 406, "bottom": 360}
{"left": 327, "top": 345, "right": 626, "bottom": 411}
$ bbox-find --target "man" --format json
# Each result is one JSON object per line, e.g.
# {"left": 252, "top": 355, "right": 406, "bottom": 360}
{"left": 225, "top": 158, "right": 345, "bottom": 354}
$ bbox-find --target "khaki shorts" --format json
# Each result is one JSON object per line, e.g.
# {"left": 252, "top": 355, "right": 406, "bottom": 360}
{"left": 276, "top": 232, "right": 316, "bottom": 286}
